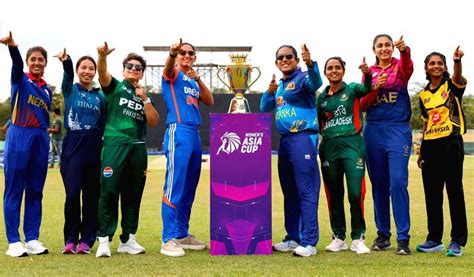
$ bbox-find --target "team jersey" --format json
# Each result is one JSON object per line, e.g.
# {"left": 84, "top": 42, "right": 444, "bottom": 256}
{"left": 317, "top": 77, "right": 372, "bottom": 140}
{"left": 419, "top": 77, "right": 467, "bottom": 140}
{"left": 260, "top": 63, "right": 322, "bottom": 135}
{"left": 61, "top": 56, "right": 106, "bottom": 133}
{"left": 360, "top": 48, "right": 413, "bottom": 124}
{"left": 8, "top": 46, "right": 52, "bottom": 128}
{"left": 162, "top": 69, "right": 201, "bottom": 127}
{"left": 51, "top": 118, "right": 62, "bottom": 140}
{"left": 101, "top": 77, "right": 149, "bottom": 145}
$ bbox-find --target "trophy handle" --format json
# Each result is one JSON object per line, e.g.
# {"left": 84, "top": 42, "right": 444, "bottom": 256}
{"left": 216, "top": 67, "right": 232, "bottom": 91}
{"left": 247, "top": 67, "right": 261, "bottom": 89}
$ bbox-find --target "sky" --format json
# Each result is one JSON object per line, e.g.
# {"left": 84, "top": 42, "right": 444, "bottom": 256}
{"left": 0, "top": 0, "right": 473, "bottom": 101}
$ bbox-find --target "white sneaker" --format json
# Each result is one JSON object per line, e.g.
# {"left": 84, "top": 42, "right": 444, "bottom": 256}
{"left": 96, "top": 236, "right": 111, "bottom": 258}
{"left": 117, "top": 234, "right": 145, "bottom": 254}
{"left": 292, "top": 245, "right": 317, "bottom": 257}
{"left": 6, "top": 242, "right": 28, "bottom": 257}
{"left": 351, "top": 239, "right": 370, "bottom": 254}
{"left": 273, "top": 240, "right": 299, "bottom": 252}
{"left": 325, "top": 238, "right": 348, "bottom": 252}
{"left": 161, "top": 239, "right": 185, "bottom": 257}
{"left": 26, "top": 240, "right": 48, "bottom": 255}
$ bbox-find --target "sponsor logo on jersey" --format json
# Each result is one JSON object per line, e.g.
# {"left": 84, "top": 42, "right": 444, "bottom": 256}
{"left": 216, "top": 132, "right": 264, "bottom": 154}
{"left": 285, "top": 82, "right": 296, "bottom": 90}
{"left": 432, "top": 111, "right": 441, "bottom": 123}
{"left": 276, "top": 96, "right": 287, "bottom": 108}
{"left": 441, "top": 91, "right": 448, "bottom": 99}
{"left": 356, "top": 158, "right": 364, "bottom": 169}
{"left": 423, "top": 97, "right": 431, "bottom": 104}
{"left": 103, "top": 167, "right": 113, "bottom": 177}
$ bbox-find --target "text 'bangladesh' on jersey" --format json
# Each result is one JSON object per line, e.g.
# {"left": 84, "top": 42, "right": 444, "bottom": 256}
{"left": 317, "top": 77, "right": 372, "bottom": 140}
{"left": 102, "top": 77, "right": 148, "bottom": 145}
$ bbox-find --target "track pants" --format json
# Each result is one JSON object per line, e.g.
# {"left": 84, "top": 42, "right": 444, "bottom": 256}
{"left": 320, "top": 134, "right": 366, "bottom": 240}
{"left": 60, "top": 131, "right": 102, "bottom": 247}
{"left": 3, "top": 125, "right": 48, "bottom": 243}
{"left": 278, "top": 132, "right": 320, "bottom": 247}
{"left": 162, "top": 123, "right": 202, "bottom": 243}
{"left": 364, "top": 123, "right": 411, "bottom": 241}
{"left": 98, "top": 143, "right": 147, "bottom": 243}
{"left": 421, "top": 135, "right": 467, "bottom": 246}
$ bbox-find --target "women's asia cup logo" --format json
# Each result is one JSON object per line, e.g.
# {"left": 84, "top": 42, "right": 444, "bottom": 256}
{"left": 216, "top": 132, "right": 241, "bottom": 155}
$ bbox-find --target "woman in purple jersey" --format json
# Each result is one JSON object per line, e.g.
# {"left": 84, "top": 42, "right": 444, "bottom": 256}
{"left": 359, "top": 34, "right": 413, "bottom": 255}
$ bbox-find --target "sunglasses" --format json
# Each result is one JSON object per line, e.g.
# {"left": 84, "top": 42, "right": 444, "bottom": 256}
{"left": 179, "top": 50, "right": 195, "bottom": 56}
{"left": 124, "top": 63, "right": 143, "bottom": 71}
{"left": 276, "top": 54, "right": 294, "bottom": 61}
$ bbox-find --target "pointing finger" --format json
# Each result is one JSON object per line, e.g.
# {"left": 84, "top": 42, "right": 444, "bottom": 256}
{"left": 456, "top": 45, "right": 460, "bottom": 52}
{"left": 301, "top": 44, "right": 309, "bottom": 52}
{"left": 363, "top": 56, "right": 366, "bottom": 64}
{"left": 399, "top": 35, "right": 403, "bottom": 41}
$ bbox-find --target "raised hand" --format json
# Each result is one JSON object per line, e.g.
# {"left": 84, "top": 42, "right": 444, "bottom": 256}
{"left": 97, "top": 42, "right": 115, "bottom": 58}
{"left": 301, "top": 44, "right": 312, "bottom": 66}
{"left": 375, "top": 73, "right": 388, "bottom": 89}
{"left": 394, "top": 35, "right": 406, "bottom": 52}
{"left": 170, "top": 38, "right": 183, "bottom": 57}
{"left": 0, "top": 31, "right": 17, "bottom": 47}
{"left": 453, "top": 45, "right": 464, "bottom": 62}
{"left": 186, "top": 66, "right": 200, "bottom": 81}
{"left": 54, "top": 48, "right": 67, "bottom": 62}
{"left": 359, "top": 56, "right": 370, "bottom": 74}
{"left": 268, "top": 74, "right": 278, "bottom": 94}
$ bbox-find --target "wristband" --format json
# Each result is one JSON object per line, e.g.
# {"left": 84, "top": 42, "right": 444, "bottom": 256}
{"left": 143, "top": 97, "right": 152, "bottom": 105}
{"left": 169, "top": 52, "right": 177, "bottom": 58}
{"left": 195, "top": 76, "right": 201, "bottom": 82}
{"left": 454, "top": 59, "right": 461, "bottom": 64}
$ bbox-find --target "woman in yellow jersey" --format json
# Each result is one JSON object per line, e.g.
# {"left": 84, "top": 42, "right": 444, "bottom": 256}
{"left": 416, "top": 47, "right": 467, "bottom": 257}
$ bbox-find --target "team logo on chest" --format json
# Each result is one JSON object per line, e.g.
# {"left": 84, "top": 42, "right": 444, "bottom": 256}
{"left": 339, "top": 93, "right": 348, "bottom": 101}
{"left": 285, "top": 82, "right": 296, "bottom": 90}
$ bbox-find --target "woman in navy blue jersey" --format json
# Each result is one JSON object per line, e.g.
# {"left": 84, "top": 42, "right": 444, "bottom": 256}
{"left": 55, "top": 49, "right": 106, "bottom": 255}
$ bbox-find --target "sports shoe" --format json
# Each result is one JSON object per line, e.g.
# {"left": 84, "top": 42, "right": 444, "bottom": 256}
{"left": 176, "top": 235, "right": 207, "bottom": 250}
{"left": 76, "top": 242, "right": 91, "bottom": 254}
{"left": 325, "top": 237, "right": 348, "bottom": 252}
{"left": 117, "top": 234, "right": 145, "bottom": 255}
{"left": 62, "top": 243, "right": 76, "bottom": 254}
{"left": 372, "top": 234, "right": 391, "bottom": 251}
{"left": 161, "top": 239, "right": 185, "bottom": 257}
{"left": 446, "top": 241, "right": 462, "bottom": 257}
{"left": 273, "top": 240, "right": 299, "bottom": 252}
{"left": 416, "top": 240, "right": 444, "bottom": 253}
{"left": 351, "top": 239, "right": 370, "bottom": 254}
{"left": 292, "top": 245, "right": 317, "bottom": 257}
{"left": 26, "top": 240, "right": 48, "bottom": 255}
{"left": 396, "top": 239, "right": 411, "bottom": 255}
{"left": 6, "top": 242, "right": 28, "bottom": 257}
{"left": 96, "top": 236, "right": 111, "bottom": 258}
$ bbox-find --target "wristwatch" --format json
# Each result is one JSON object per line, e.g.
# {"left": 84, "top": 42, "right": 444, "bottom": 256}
{"left": 143, "top": 97, "right": 152, "bottom": 104}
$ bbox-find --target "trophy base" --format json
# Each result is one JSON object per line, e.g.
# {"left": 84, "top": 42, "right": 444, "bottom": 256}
{"left": 228, "top": 97, "right": 251, "bottom": 114}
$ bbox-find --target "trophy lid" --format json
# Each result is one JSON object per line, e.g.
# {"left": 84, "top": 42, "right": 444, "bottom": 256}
{"left": 229, "top": 53, "right": 248, "bottom": 64}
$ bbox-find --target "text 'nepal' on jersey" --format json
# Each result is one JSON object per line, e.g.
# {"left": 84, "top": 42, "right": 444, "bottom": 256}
{"left": 8, "top": 46, "right": 52, "bottom": 128}
{"left": 61, "top": 56, "right": 106, "bottom": 133}
{"left": 162, "top": 69, "right": 202, "bottom": 127}
{"left": 260, "top": 63, "right": 323, "bottom": 135}
{"left": 419, "top": 77, "right": 467, "bottom": 140}
{"left": 102, "top": 77, "right": 148, "bottom": 145}
{"left": 317, "top": 77, "right": 372, "bottom": 140}
{"left": 363, "top": 48, "right": 413, "bottom": 124}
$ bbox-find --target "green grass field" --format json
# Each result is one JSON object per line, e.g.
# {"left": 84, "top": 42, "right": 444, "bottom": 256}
{"left": 0, "top": 155, "right": 473, "bottom": 275}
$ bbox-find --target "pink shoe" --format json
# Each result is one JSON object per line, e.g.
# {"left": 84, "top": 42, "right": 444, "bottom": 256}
{"left": 62, "top": 243, "right": 76, "bottom": 254}
{"left": 76, "top": 242, "right": 91, "bottom": 254}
